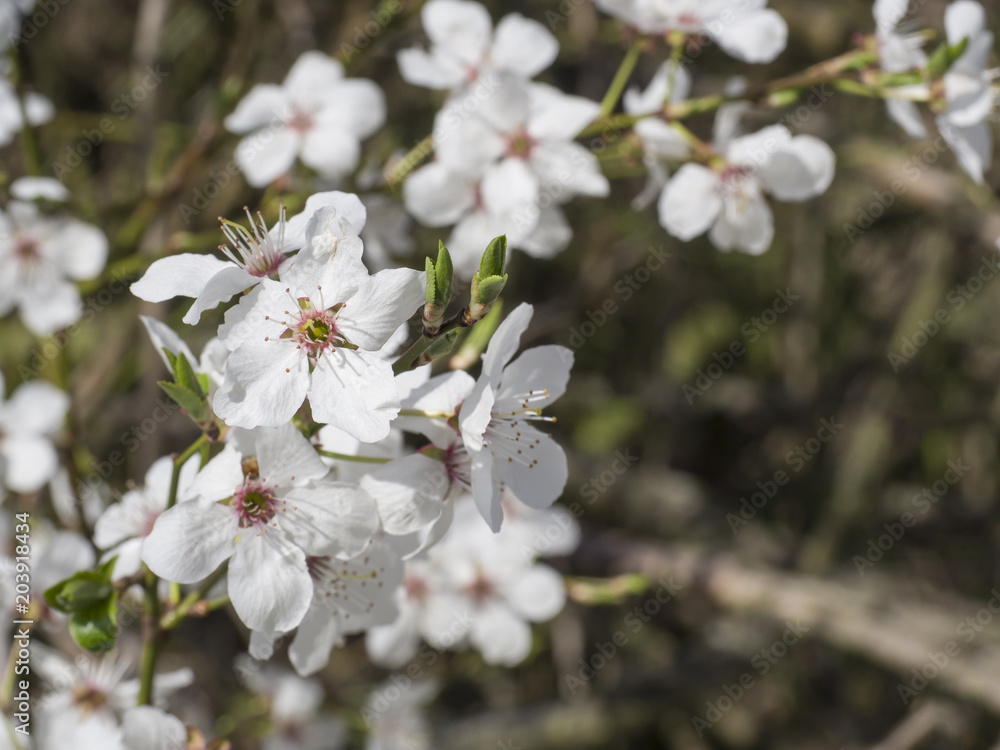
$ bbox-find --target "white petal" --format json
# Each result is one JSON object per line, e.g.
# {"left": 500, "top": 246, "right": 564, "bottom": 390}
{"left": 756, "top": 135, "right": 836, "bottom": 201}
{"left": 530, "top": 140, "right": 609, "bottom": 197}
{"left": 945, "top": 0, "right": 986, "bottom": 46}
{"left": 403, "top": 163, "right": 477, "bottom": 226}
{"left": 366, "top": 606, "right": 421, "bottom": 668}
{"left": 308, "top": 349, "right": 399, "bottom": 443}
{"left": 289, "top": 605, "right": 342, "bottom": 676}
{"left": 141, "top": 501, "right": 236, "bottom": 583}
{"left": 433, "top": 101, "right": 506, "bottom": 174}
{"left": 361, "top": 455, "right": 447, "bottom": 535}
{"left": 20, "top": 280, "right": 82, "bottom": 335}
{"left": 711, "top": 9, "right": 788, "bottom": 64}
{"left": 256, "top": 423, "right": 329, "bottom": 489}
{"left": 282, "top": 483, "right": 378, "bottom": 557}
{"left": 709, "top": 188, "right": 774, "bottom": 255}
{"left": 139, "top": 315, "right": 198, "bottom": 371}
{"left": 495, "top": 426, "right": 568, "bottom": 510}
{"left": 527, "top": 85, "right": 600, "bottom": 141}
{"left": 397, "top": 47, "right": 465, "bottom": 90}
{"left": 624, "top": 62, "right": 690, "bottom": 115}
{"left": 938, "top": 117, "right": 992, "bottom": 183}
{"left": 10, "top": 177, "right": 69, "bottom": 202}
{"left": 506, "top": 564, "right": 566, "bottom": 621}
{"left": 234, "top": 127, "right": 300, "bottom": 188}
{"left": 228, "top": 534, "right": 312, "bottom": 632}
{"left": 284, "top": 51, "right": 344, "bottom": 98}
{"left": 470, "top": 447, "right": 502, "bottom": 531}
{"left": 214, "top": 340, "right": 310, "bottom": 428}
{"left": 224, "top": 84, "right": 289, "bottom": 134}
{"left": 338, "top": 268, "right": 425, "bottom": 351}
{"left": 470, "top": 604, "right": 531, "bottom": 665}
{"left": 182, "top": 265, "right": 258, "bottom": 325}
{"left": 422, "top": 0, "right": 493, "bottom": 63}
{"left": 481, "top": 302, "right": 533, "bottom": 384}
{"left": 2, "top": 380, "right": 69, "bottom": 435}
{"left": 300, "top": 125, "right": 361, "bottom": 179}
{"left": 887, "top": 98, "right": 928, "bottom": 139}
{"left": 52, "top": 219, "right": 107, "bottom": 280}
{"left": 491, "top": 13, "right": 559, "bottom": 77}
{"left": 657, "top": 164, "right": 721, "bottom": 240}
{"left": 458, "top": 376, "right": 495, "bottom": 452}
{"left": 499, "top": 345, "right": 573, "bottom": 405}
{"left": 283, "top": 190, "right": 367, "bottom": 249}
{"left": 480, "top": 157, "right": 539, "bottom": 222}
{"left": 519, "top": 206, "right": 572, "bottom": 259}
{"left": 122, "top": 707, "right": 186, "bottom": 750}
{"left": 318, "top": 79, "right": 386, "bottom": 139}
{"left": 189, "top": 445, "right": 243, "bottom": 502}
{"left": 1, "top": 436, "right": 58, "bottom": 492}
{"left": 130, "top": 254, "right": 231, "bottom": 303}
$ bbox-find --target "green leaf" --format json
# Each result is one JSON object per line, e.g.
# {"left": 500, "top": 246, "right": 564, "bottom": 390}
{"left": 434, "top": 241, "right": 453, "bottom": 306}
{"left": 161, "top": 347, "right": 178, "bottom": 372}
{"left": 479, "top": 235, "right": 507, "bottom": 279}
{"left": 69, "top": 592, "right": 119, "bottom": 653}
{"left": 158, "top": 381, "right": 208, "bottom": 420}
{"left": 475, "top": 274, "right": 507, "bottom": 307}
{"left": 44, "top": 571, "right": 113, "bottom": 613}
{"left": 172, "top": 352, "right": 204, "bottom": 398}
{"left": 424, "top": 256, "right": 437, "bottom": 306}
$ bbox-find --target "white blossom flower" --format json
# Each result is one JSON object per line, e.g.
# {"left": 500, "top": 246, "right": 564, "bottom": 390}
{"left": 0, "top": 180, "right": 108, "bottom": 335}
{"left": 130, "top": 191, "right": 366, "bottom": 324}
{"left": 142, "top": 424, "right": 379, "bottom": 634}
{"left": 0, "top": 372, "right": 69, "bottom": 496}
{"left": 457, "top": 303, "right": 573, "bottom": 531}
{"left": 365, "top": 556, "right": 473, "bottom": 667}
{"left": 624, "top": 61, "right": 694, "bottom": 209}
{"left": 35, "top": 650, "right": 191, "bottom": 750}
{"left": 873, "top": 0, "right": 930, "bottom": 138}
{"left": 936, "top": 0, "right": 996, "bottom": 183}
{"left": 213, "top": 210, "right": 424, "bottom": 440}
{"left": 0, "top": 78, "right": 52, "bottom": 146}
{"left": 594, "top": 0, "right": 788, "bottom": 64}
{"left": 397, "top": 0, "right": 558, "bottom": 93}
{"left": 225, "top": 50, "right": 385, "bottom": 187}
{"left": 121, "top": 707, "right": 188, "bottom": 750}
{"left": 94, "top": 454, "right": 200, "bottom": 580}
{"left": 251, "top": 538, "right": 404, "bottom": 676}
{"left": 657, "top": 111, "right": 835, "bottom": 254}
{"left": 405, "top": 79, "right": 604, "bottom": 273}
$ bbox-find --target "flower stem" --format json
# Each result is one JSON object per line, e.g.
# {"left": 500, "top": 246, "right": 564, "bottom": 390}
{"left": 137, "top": 572, "right": 160, "bottom": 705}
{"left": 384, "top": 133, "right": 435, "bottom": 189}
{"left": 316, "top": 449, "right": 391, "bottom": 464}
{"left": 598, "top": 38, "right": 645, "bottom": 119}
{"left": 166, "top": 433, "right": 209, "bottom": 511}
{"left": 392, "top": 308, "right": 475, "bottom": 375}
{"left": 397, "top": 409, "right": 455, "bottom": 419}
{"left": 160, "top": 563, "right": 229, "bottom": 630}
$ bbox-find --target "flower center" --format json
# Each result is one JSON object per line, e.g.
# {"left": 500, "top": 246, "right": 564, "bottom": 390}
{"left": 442, "top": 442, "right": 472, "bottom": 489}
{"left": 506, "top": 128, "right": 535, "bottom": 159}
{"left": 466, "top": 572, "right": 494, "bottom": 603}
{"left": 233, "top": 480, "right": 279, "bottom": 528}
{"left": 14, "top": 237, "right": 39, "bottom": 264}
{"left": 72, "top": 684, "right": 109, "bottom": 713}
{"left": 288, "top": 109, "right": 314, "bottom": 134}
{"left": 404, "top": 574, "right": 429, "bottom": 603}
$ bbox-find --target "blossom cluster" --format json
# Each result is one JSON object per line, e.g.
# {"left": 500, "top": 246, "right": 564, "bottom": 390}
{"left": 0, "top": 0, "right": 997, "bottom": 746}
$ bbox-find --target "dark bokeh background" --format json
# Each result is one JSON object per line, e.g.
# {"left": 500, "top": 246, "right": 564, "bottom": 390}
{"left": 6, "top": 0, "right": 1000, "bottom": 747}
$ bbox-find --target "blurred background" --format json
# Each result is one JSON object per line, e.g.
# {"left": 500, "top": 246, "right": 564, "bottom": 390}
{"left": 6, "top": 0, "right": 1000, "bottom": 747}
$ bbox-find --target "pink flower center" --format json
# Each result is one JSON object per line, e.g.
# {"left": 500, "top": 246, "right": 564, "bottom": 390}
{"left": 285, "top": 300, "right": 354, "bottom": 358}
{"left": 506, "top": 128, "right": 535, "bottom": 159}
{"left": 14, "top": 237, "right": 39, "bottom": 264}
{"left": 288, "top": 109, "right": 314, "bottom": 134}
{"left": 404, "top": 574, "right": 429, "bottom": 603}
{"left": 233, "top": 480, "right": 279, "bottom": 528}
{"left": 466, "top": 572, "right": 495, "bottom": 603}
